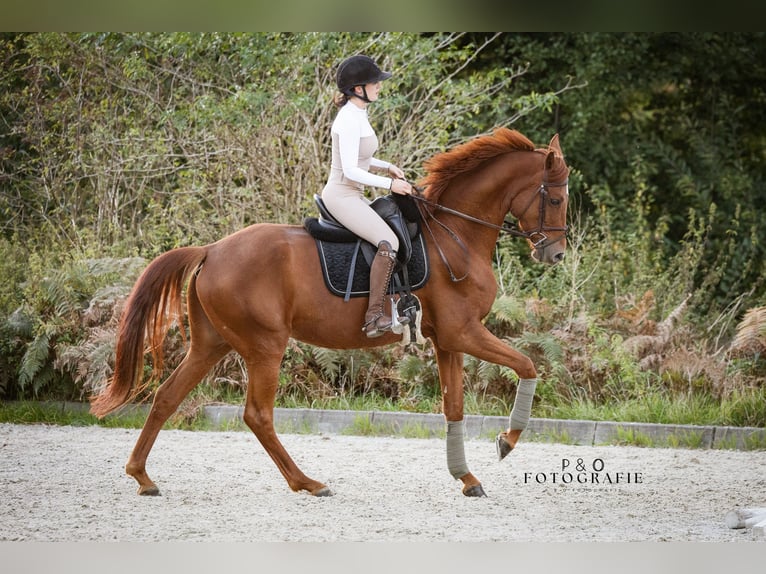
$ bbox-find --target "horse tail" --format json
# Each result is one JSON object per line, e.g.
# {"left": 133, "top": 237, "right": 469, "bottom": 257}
{"left": 90, "top": 246, "right": 207, "bottom": 418}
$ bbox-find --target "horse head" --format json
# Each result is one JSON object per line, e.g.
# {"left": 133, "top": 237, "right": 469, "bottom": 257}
{"left": 514, "top": 134, "right": 569, "bottom": 265}
{"left": 416, "top": 129, "right": 571, "bottom": 270}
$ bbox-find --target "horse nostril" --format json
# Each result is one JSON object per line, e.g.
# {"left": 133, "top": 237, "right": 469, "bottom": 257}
{"left": 553, "top": 251, "right": 565, "bottom": 263}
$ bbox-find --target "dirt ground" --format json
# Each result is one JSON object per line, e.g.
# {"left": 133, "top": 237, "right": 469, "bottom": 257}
{"left": 1, "top": 422, "right": 765, "bottom": 542}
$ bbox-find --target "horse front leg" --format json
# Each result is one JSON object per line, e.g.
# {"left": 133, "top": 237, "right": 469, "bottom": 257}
{"left": 449, "top": 323, "right": 538, "bottom": 462}
{"left": 494, "top": 375, "right": 537, "bottom": 461}
{"left": 435, "top": 346, "right": 486, "bottom": 497}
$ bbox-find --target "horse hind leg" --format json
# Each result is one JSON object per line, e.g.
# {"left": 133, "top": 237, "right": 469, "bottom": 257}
{"left": 435, "top": 347, "right": 487, "bottom": 497}
{"left": 125, "top": 341, "right": 230, "bottom": 495}
{"left": 241, "top": 353, "right": 331, "bottom": 496}
{"left": 125, "top": 277, "right": 231, "bottom": 495}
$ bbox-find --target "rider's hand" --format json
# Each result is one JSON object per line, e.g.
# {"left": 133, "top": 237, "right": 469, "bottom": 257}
{"left": 390, "top": 178, "right": 412, "bottom": 195}
{"left": 387, "top": 164, "right": 406, "bottom": 179}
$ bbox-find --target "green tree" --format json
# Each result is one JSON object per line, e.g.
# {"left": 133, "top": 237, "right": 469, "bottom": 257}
{"left": 481, "top": 32, "right": 766, "bottom": 317}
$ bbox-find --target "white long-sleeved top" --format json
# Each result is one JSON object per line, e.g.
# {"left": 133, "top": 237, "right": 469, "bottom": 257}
{"left": 329, "top": 101, "right": 393, "bottom": 190}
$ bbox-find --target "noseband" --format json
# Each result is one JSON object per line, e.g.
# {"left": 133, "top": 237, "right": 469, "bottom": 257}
{"left": 411, "top": 168, "right": 569, "bottom": 282}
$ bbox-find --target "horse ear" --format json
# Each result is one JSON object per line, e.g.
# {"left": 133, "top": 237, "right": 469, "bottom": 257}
{"left": 546, "top": 134, "right": 563, "bottom": 170}
{"left": 548, "top": 134, "right": 562, "bottom": 155}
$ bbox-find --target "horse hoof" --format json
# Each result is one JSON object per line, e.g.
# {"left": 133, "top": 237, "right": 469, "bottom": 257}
{"left": 137, "top": 484, "right": 161, "bottom": 496}
{"left": 312, "top": 486, "right": 334, "bottom": 497}
{"left": 463, "top": 484, "right": 487, "bottom": 498}
{"left": 496, "top": 433, "right": 513, "bottom": 461}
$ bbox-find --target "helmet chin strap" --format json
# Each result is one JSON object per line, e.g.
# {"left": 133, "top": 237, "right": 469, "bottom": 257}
{"left": 349, "top": 85, "right": 371, "bottom": 103}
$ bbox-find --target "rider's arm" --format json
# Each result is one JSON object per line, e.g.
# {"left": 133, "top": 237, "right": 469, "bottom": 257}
{"left": 334, "top": 112, "right": 394, "bottom": 190}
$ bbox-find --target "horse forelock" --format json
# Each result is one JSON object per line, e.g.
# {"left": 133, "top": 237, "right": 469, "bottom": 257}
{"left": 419, "top": 128, "right": 536, "bottom": 201}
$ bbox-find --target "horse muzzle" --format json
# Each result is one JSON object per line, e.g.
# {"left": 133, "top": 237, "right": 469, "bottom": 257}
{"left": 525, "top": 229, "right": 566, "bottom": 264}
{"left": 531, "top": 242, "right": 566, "bottom": 265}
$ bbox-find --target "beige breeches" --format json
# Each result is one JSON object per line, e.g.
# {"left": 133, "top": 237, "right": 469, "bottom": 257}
{"left": 321, "top": 183, "right": 399, "bottom": 252}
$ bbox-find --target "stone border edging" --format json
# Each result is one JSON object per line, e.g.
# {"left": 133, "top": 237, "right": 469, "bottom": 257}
{"left": 203, "top": 405, "right": 766, "bottom": 451}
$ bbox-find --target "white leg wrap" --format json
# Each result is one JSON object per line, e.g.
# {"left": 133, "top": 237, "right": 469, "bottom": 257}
{"left": 445, "top": 420, "right": 469, "bottom": 479}
{"left": 509, "top": 378, "right": 537, "bottom": 430}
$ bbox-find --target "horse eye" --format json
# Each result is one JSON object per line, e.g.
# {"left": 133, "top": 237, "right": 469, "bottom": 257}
{"left": 550, "top": 198, "right": 562, "bottom": 206}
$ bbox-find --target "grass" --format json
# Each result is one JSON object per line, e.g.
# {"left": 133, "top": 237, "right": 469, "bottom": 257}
{"left": 613, "top": 427, "right": 656, "bottom": 448}
{"left": 526, "top": 428, "right": 578, "bottom": 445}
{"left": 713, "top": 430, "right": 766, "bottom": 451}
{"left": 665, "top": 431, "right": 706, "bottom": 449}
{"left": 342, "top": 415, "right": 390, "bottom": 437}
{"left": 744, "top": 433, "right": 766, "bottom": 450}
{"left": 279, "top": 385, "right": 766, "bottom": 429}
{"left": 537, "top": 387, "right": 766, "bottom": 428}
{"left": 0, "top": 400, "right": 206, "bottom": 431}
{"left": 0, "top": 400, "right": 147, "bottom": 428}
{"left": 342, "top": 415, "right": 444, "bottom": 439}
{"left": 276, "top": 392, "right": 445, "bottom": 415}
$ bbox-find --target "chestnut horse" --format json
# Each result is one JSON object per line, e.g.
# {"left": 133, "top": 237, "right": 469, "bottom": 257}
{"left": 90, "top": 127, "right": 570, "bottom": 497}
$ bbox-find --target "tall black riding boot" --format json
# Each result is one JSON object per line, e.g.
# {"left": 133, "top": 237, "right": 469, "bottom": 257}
{"left": 363, "top": 241, "right": 397, "bottom": 338}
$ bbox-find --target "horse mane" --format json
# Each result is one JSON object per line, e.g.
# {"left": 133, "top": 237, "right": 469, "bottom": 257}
{"left": 419, "top": 127, "right": 536, "bottom": 202}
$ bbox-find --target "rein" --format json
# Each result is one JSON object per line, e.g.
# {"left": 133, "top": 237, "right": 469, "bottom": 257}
{"left": 410, "top": 172, "right": 569, "bottom": 282}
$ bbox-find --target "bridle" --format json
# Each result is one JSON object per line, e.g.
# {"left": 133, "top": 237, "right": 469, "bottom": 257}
{"left": 409, "top": 166, "right": 569, "bottom": 282}
{"left": 505, "top": 173, "right": 570, "bottom": 249}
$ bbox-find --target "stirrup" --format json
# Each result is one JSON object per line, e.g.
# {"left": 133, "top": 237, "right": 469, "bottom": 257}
{"left": 389, "top": 296, "right": 410, "bottom": 334}
{"left": 363, "top": 314, "right": 393, "bottom": 338}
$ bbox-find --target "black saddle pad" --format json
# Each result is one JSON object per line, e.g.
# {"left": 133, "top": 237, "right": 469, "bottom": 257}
{"left": 315, "top": 234, "right": 430, "bottom": 299}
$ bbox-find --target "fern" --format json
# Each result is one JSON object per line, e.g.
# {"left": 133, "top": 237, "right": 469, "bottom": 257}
{"left": 55, "top": 327, "right": 116, "bottom": 397}
{"left": 83, "top": 285, "right": 128, "bottom": 326}
{"left": 6, "top": 255, "right": 149, "bottom": 399}
{"left": 476, "top": 358, "right": 501, "bottom": 382}
{"left": 514, "top": 331, "right": 565, "bottom": 365}
{"left": 18, "top": 326, "right": 55, "bottom": 395}
{"left": 398, "top": 354, "right": 427, "bottom": 382}
{"left": 311, "top": 347, "right": 343, "bottom": 380}
{"left": 37, "top": 260, "right": 96, "bottom": 320}
{"left": 490, "top": 294, "right": 527, "bottom": 328}
{"left": 86, "top": 257, "right": 146, "bottom": 280}
{"left": 404, "top": 353, "right": 440, "bottom": 387}
{"left": 656, "top": 293, "right": 691, "bottom": 340}
{"left": 623, "top": 294, "right": 691, "bottom": 359}
{"left": 730, "top": 306, "right": 766, "bottom": 356}
{"left": 6, "top": 305, "right": 35, "bottom": 338}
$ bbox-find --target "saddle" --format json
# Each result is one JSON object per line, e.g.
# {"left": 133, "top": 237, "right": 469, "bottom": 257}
{"left": 303, "top": 193, "right": 430, "bottom": 303}
{"left": 304, "top": 193, "right": 420, "bottom": 265}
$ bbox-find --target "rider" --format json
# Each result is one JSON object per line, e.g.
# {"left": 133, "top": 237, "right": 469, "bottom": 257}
{"left": 321, "top": 54, "right": 413, "bottom": 338}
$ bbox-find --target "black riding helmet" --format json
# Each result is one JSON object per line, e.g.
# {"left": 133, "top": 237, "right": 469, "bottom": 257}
{"left": 336, "top": 55, "right": 392, "bottom": 101}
